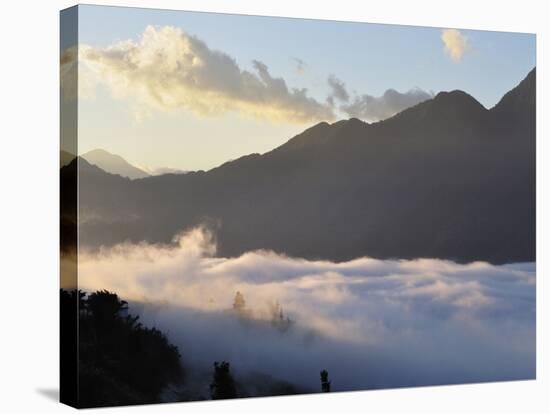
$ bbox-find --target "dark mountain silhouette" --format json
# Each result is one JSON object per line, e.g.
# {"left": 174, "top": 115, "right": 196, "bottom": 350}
{"left": 492, "top": 67, "right": 536, "bottom": 118}
{"left": 82, "top": 148, "right": 150, "bottom": 179}
{"left": 61, "top": 68, "right": 535, "bottom": 264}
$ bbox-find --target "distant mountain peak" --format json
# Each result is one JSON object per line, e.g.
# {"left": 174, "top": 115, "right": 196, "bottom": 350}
{"left": 81, "top": 148, "right": 150, "bottom": 179}
{"left": 146, "top": 167, "right": 189, "bottom": 176}
{"left": 83, "top": 148, "right": 127, "bottom": 163}
{"left": 85, "top": 148, "right": 111, "bottom": 156}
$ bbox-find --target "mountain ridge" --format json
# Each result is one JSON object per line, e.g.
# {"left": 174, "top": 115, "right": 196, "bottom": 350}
{"left": 62, "top": 68, "right": 536, "bottom": 264}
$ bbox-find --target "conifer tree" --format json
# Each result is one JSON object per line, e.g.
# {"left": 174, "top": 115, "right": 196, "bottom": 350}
{"left": 210, "top": 361, "right": 237, "bottom": 399}
{"left": 320, "top": 370, "right": 331, "bottom": 393}
{"left": 233, "top": 291, "right": 246, "bottom": 312}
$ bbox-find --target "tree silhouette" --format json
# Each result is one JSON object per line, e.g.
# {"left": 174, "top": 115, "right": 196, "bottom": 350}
{"left": 210, "top": 361, "right": 237, "bottom": 400}
{"left": 269, "top": 301, "right": 293, "bottom": 332}
{"left": 320, "top": 370, "right": 331, "bottom": 392}
{"left": 233, "top": 291, "right": 246, "bottom": 312}
{"left": 61, "top": 289, "right": 183, "bottom": 408}
{"left": 86, "top": 290, "right": 128, "bottom": 327}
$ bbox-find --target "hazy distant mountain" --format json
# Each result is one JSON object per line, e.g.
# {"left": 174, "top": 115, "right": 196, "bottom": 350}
{"left": 63, "top": 68, "right": 535, "bottom": 264}
{"left": 81, "top": 149, "right": 150, "bottom": 179}
{"left": 147, "top": 167, "right": 189, "bottom": 176}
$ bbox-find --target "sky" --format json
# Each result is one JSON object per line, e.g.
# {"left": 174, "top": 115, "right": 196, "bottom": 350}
{"left": 62, "top": 5, "right": 536, "bottom": 171}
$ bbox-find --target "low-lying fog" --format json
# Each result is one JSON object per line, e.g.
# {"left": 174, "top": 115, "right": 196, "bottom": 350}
{"left": 77, "top": 227, "right": 535, "bottom": 396}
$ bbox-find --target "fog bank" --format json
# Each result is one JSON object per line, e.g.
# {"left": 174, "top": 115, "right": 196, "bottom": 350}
{"left": 78, "top": 227, "right": 535, "bottom": 394}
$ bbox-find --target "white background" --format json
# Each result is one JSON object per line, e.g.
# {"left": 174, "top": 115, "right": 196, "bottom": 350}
{"left": 0, "top": 0, "right": 547, "bottom": 412}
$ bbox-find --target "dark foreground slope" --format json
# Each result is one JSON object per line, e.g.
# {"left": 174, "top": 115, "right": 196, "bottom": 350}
{"left": 60, "top": 289, "right": 182, "bottom": 408}
{"left": 63, "top": 69, "right": 535, "bottom": 263}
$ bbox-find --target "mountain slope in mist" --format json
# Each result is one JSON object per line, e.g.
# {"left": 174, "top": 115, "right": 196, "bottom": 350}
{"left": 63, "top": 68, "right": 536, "bottom": 264}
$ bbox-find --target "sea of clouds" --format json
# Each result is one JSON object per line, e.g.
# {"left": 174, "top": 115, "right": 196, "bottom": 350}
{"left": 77, "top": 227, "right": 535, "bottom": 395}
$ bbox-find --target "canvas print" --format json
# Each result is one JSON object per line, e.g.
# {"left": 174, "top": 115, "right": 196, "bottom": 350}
{"left": 60, "top": 4, "right": 536, "bottom": 408}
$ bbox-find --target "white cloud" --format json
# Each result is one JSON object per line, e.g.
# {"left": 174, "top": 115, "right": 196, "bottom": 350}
{"left": 62, "top": 26, "right": 438, "bottom": 125}
{"left": 442, "top": 29, "right": 469, "bottom": 62}
{"left": 77, "top": 227, "right": 535, "bottom": 393}
{"left": 72, "top": 26, "right": 335, "bottom": 124}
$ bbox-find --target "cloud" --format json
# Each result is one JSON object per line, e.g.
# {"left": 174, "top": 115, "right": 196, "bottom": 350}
{"left": 63, "top": 25, "right": 444, "bottom": 126}
{"left": 63, "top": 26, "right": 437, "bottom": 125}
{"left": 340, "top": 88, "right": 433, "bottom": 121}
{"left": 326, "top": 74, "right": 431, "bottom": 121}
{"left": 77, "top": 227, "right": 535, "bottom": 393}
{"left": 291, "top": 57, "right": 307, "bottom": 74}
{"left": 442, "top": 29, "right": 469, "bottom": 62}
{"left": 327, "top": 74, "right": 350, "bottom": 105}
{"left": 60, "top": 46, "right": 98, "bottom": 101}
{"left": 71, "top": 26, "right": 335, "bottom": 124}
